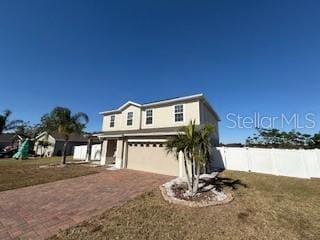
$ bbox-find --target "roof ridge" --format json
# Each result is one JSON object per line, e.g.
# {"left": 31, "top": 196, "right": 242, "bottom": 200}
{"left": 99, "top": 93, "right": 204, "bottom": 114}
{"left": 142, "top": 93, "right": 203, "bottom": 105}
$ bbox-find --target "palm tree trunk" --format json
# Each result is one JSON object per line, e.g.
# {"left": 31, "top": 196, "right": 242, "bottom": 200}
{"left": 183, "top": 150, "right": 192, "bottom": 191}
{"left": 192, "top": 162, "right": 201, "bottom": 194}
{"left": 184, "top": 158, "right": 192, "bottom": 191}
{"left": 191, "top": 159, "right": 195, "bottom": 189}
{"left": 192, "top": 160, "right": 196, "bottom": 188}
{"left": 61, "top": 141, "right": 68, "bottom": 165}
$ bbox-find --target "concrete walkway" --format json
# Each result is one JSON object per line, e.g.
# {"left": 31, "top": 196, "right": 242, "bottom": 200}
{"left": 0, "top": 169, "right": 172, "bottom": 239}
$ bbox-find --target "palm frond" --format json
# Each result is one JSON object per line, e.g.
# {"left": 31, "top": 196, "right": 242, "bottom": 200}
{"left": 72, "top": 112, "right": 89, "bottom": 124}
{"left": 39, "top": 107, "right": 89, "bottom": 138}
{"left": 3, "top": 109, "right": 12, "bottom": 119}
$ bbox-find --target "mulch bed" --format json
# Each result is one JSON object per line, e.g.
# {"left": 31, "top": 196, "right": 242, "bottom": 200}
{"left": 160, "top": 176, "right": 234, "bottom": 207}
{"left": 171, "top": 183, "right": 221, "bottom": 202}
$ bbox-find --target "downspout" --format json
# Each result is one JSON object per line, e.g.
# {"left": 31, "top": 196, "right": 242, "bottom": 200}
{"left": 139, "top": 107, "right": 142, "bottom": 130}
{"left": 198, "top": 99, "right": 202, "bottom": 125}
{"left": 121, "top": 135, "right": 124, "bottom": 168}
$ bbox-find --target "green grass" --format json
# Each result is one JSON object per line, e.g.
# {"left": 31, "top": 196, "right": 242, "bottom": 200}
{"left": 49, "top": 171, "right": 320, "bottom": 240}
{"left": 0, "top": 157, "right": 100, "bottom": 192}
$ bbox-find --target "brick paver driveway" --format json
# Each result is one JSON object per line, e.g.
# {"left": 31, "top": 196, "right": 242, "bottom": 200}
{"left": 0, "top": 169, "right": 172, "bottom": 239}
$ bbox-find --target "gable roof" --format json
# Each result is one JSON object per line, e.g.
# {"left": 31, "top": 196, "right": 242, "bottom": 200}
{"left": 99, "top": 101, "right": 141, "bottom": 115}
{"left": 99, "top": 93, "right": 220, "bottom": 121}
{"left": 0, "top": 133, "right": 23, "bottom": 142}
{"left": 0, "top": 133, "right": 16, "bottom": 142}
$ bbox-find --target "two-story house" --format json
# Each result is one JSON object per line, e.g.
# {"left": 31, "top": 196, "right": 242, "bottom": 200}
{"left": 95, "top": 93, "right": 220, "bottom": 176}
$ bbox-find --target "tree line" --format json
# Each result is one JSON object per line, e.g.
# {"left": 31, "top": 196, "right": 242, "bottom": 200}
{"left": 246, "top": 128, "right": 320, "bottom": 149}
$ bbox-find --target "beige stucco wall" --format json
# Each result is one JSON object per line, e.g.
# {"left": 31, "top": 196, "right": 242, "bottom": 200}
{"left": 141, "top": 100, "right": 200, "bottom": 129}
{"left": 102, "top": 100, "right": 201, "bottom": 132}
{"left": 127, "top": 143, "right": 179, "bottom": 176}
{"left": 102, "top": 105, "right": 141, "bottom": 131}
{"left": 199, "top": 101, "right": 219, "bottom": 144}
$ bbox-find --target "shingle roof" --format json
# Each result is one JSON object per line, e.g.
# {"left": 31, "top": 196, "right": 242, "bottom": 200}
{"left": 51, "top": 132, "right": 88, "bottom": 142}
{"left": 142, "top": 95, "right": 187, "bottom": 105}
{"left": 0, "top": 133, "right": 16, "bottom": 142}
{"left": 36, "top": 132, "right": 88, "bottom": 142}
{"left": 95, "top": 127, "right": 182, "bottom": 137}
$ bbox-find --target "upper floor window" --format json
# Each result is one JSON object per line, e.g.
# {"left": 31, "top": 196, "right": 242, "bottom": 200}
{"left": 127, "top": 112, "right": 133, "bottom": 126}
{"left": 110, "top": 115, "right": 115, "bottom": 128}
{"left": 146, "top": 109, "right": 153, "bottom": 125}
{"left": 174, "top": 104, "right": 184, "bottom": 122}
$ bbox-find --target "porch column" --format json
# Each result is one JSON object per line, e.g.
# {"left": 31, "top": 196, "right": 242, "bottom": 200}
{"left": 100, "top": 140, "right": 108, "bottom": 165}
{"left": 122, "top": 140, "right": 128, "bottom": 168}
{"left": 115, "top": 139, "right": 123, "bottom": 168}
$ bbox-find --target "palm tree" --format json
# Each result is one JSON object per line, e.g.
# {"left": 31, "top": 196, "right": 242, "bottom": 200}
{"left": 40, "top": 107, "right": 89, "bottom": 164}
{"left": 166, "top": 120, "right": 214, "bottom": 195}
{"left": 0, "top": 110, "right": 24, "bottom": 135}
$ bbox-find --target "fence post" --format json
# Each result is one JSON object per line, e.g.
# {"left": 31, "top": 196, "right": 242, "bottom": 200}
{"left": 246, "top": 147, "right": 251, "bottom": 172}
{"left": 270, "top": 148, "right": 278, "bottom": 176}
{"left": 223, "top": 146, "right": 227, "bottom": 169}
{"left": 312, "top": 149, "right": 320, "bottom": 178}
{"left": 300, "top": 149, "right": 310, "bottom": 179}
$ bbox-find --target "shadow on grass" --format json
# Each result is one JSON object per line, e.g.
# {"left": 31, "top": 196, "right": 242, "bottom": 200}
{"left": 199, "top": 175, "right": 247, "bottom": 193}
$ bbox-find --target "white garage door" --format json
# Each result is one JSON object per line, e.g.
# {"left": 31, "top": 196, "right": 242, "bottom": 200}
{"left": 127, "top": 142, "right": 179, "bottom": 176}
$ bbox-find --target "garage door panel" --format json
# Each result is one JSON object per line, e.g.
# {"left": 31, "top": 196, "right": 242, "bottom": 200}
{"left": 127, "top": 144, "right": 179, "bottom": 176}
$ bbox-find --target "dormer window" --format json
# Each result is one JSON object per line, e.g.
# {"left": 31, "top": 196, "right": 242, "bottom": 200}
{"left": 174, "top": 104, "right": 184, "bottom": 122}
{"left": 110, "top": 115, "right": 115, "bottom": 128}
{"left": 127, "top": 112, "right": 133, "bottom": 126}
{"left": 146, "top": 109, "right": 153, "bottom": 125}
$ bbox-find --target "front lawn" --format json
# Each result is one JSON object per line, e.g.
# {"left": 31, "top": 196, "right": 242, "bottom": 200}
{"left": 0, "top": 157, "right": 100, "bottom": 192}
{"left": 50, "top": 171, "right": 320, "bottom": 240}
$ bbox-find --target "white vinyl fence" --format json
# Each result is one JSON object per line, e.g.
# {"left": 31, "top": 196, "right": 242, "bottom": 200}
{"left": 73, "top": 145, "right": 87, "bottom": 160}
{"left": 212, "top": 147, "right": 320, "bottom": 179}
{"left": 73, "top": 144, "right": 101, "bottom": 161}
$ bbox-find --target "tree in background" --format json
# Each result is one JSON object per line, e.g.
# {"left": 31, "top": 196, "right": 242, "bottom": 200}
{"left": 15, "top": 122, "right": 42, "bottom": 138}
{"left": 310, "top": 133, "right": 320, "bottom": 149}
{"left": 166, "top": 121, "right": 214, "bottom": 195}
{"left": 0, "top": 110, "right": 24, "bottom": 135}
{"left": 40, "top": 107, "right": 89, "bottom": 164}
{"left": 246, "top": 128, "right": 317, "bottom": 149}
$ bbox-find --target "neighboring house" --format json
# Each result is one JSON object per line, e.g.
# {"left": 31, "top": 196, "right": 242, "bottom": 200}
{"left": 95, "top": 93, "right": 220, "bottom": 176}
{"left": 34, "top": 132, "right": 88, "bottom": 157}
{"left": 0, "top": 133, "right": 23, "bottom": 151}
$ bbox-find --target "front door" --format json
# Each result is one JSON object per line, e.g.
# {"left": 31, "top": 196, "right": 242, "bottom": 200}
{"left": 106, "top": 140, "right": 117, "bottom": 164}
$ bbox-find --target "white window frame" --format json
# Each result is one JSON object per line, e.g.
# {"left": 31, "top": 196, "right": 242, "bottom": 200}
{"left": 127, "top": 111, "right": 133, "bottom": 126}
{"left": 145, "top": 109, "right": 153, "bottom": 125}
{"left": 174, "top": 104, "right": 184, "bottom": 122}
{"left": 110, "top": 115, "right": 115, "bottom": 128}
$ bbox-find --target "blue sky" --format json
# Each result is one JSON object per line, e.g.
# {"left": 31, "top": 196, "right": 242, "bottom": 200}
{"left": 1, "top": 0, "right": 320, "bottom": 143}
